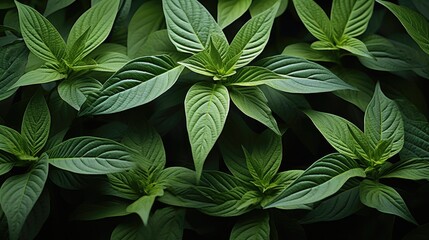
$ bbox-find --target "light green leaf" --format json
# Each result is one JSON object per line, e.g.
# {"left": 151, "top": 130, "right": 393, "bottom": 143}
{"left": 11, "top": 67, "right": 66, "bottom": 89}
{"left": 230, "top": 87, "right": 280, "bottom": 135}
{"left": 72, "top": 200, "right": 129, "bottom": 220}
{"left": 21, "top": 94, "right": 50, "bottom": 156}
{"left": 218, "top": 0, "right": 252, "bottom": 29}
{"left": 15, "top": 1, "right": 66, "bottom": 63}
{"left": 58, "top": 77, "right": 102, "bottom": 110}
{"left": 292, "top": 0, "right": 333, "bottom": 42}
{"left": 266, "top": 153, "right": 366, "bottom": 209}
{"left": 0, "top": 152, "right": 15, "bottom": 175}
{"left": 45, "top": 137, "right": 135, "bottom": 174}
{"left": 0, "top": 159, "right": 48, "bottom": 240}
{"left": 107, "top": 172, "right": 141, "bottom": 200}
{"left": 80, "top": 55, "right": 184, "bottom": 115}
{"left": 0, "top": 42, "right": 28, "bottom": 101}
{"left": 179, "top": 50, "right": 218, "bottom": 78}
{"left": 337, "top": 37, "right": 373, "bottom": 58}
{"left": 304, "top": 110, "right": 369, "bottom": 160}
{"left": 377, "top": 0, "right": 429, "bottom": 55}
{"left": 226, "top": 3, "right": 279, "bottom": 68}
{"left": 282, "top": 43, "right": 339, "bottom": 63}
{"left": 127, "top": 1, "right": 164, "bottom": 58}
{"left": 311, "top": 40, "right": 338, "bottom": 50}
{"left": 301, "top": 186, "right": 362, "bottom": 223}
{"left": 250, "top": 0, "right": 289, "bottom": 17}
{"left": 227, "top": 66, "right": 285, "bottom": 87}
{"left": 331, "top": 0, "right": 375, "bottom": 38}
{"left": 359, "top": 179, "right": 417, "bottom": 224}
{"left": 258, "top": 55, "right": 355, "bottom": 93}
{"left": 230, "top": 212, "right": 270, "bottom": 240}
{"left": 0, "top": 126, "right": 30, "bottom": 157}
{"left": 364, "top": 83, "right": 404, "bottom": 159}
{"left": 127, "top": 188, "right": 164, "bottom": 226}
{"left": 185, "top": 83, "right": 230, "bottom": 180}
{"left": 380, "top": 158, "right": 429, "bottom": 180}
{"left": 44, "top": 0, "right": 75, "bottom": 16}
{"left": 67, "top": 0, "right": 120, "bottom": 61}
{"left": 162, "top": 0, "right": 225, "bottom": 54}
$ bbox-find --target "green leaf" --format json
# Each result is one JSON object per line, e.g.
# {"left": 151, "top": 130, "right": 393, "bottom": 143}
{"left": 147, "top": 207, "right": 185, "bottom": 240}
{"left": 282, "top": 43, "right": 339, "bottom": 63}
{"left": 162, "top": 0, "right": 225, "bottom": 54}
{"left": 15, "top": 1, "right": 66, "bottom": 63}
{"left": 331, "top": 0, "right": 375, "bottom": 38}
{"left": 304, "top": 110, "right": 369, "bottom": 160}
{"left": 364, "top": 83, "right": 404, "bottom": 160}
{"left": 66, "top": 0, "right": 120, "bottom": 60}
{"left": 0, "top": 159, "right": 48, "bottom": 240}
{"left": 137, "top": 30, "right": 186, "bottom": 61}
{"left": 21, "top": 94, "right": 51, "bottom": 156}
{"left": 377, "top": 0, "right": 429, "bottom": 55}
{"left": 301, "top": 186, "right": 362, "bottom": 223}
{"left": 230, "top": 87, "right": 280, "bottom": 135}
{"left": 127, "top": 1, "right": 164, "bottom": 58}
{"left": 380, "top": 158, "right": 429, "bottom": 180}
{"left": 230, "top": 212, "right": 270, "bottom": 240}
{"left": 80, "top": 56, "right": 184, "bottom": 115}
{"left": 292, "top": 0, "right": 333, "bottom": 42}
{"left": 111, "top": 221, "right": 145, "bottom": 240}
{"left": 250, "top": 0, "right": 289, "bottom": 17}
{"left": 311, "top": 40, "right": 338, "bottom": 50}
{"left": 44, "top": 0, "right": 75, "bottom": 16}
{"left": 58, "top": 77, "right": 102, "bottom": 110}
{"left": 0, "top": 42, "right": 28, "bottom": 101}
{"left": 0, "top": 126, "right": 30, "bottom": 157}
{"left": 337, "top": 37, "right": 373, "bottom": 58}
{"left": 127, "top": 188, "right": 164, "bottom": 226}
{"left": 258, "top": 55, "right": 355, "bottom": 93}
{"left": 107, "top": 172, "right": 141, "bottom": 200}
{"left": 0, "top": 0, "right": 14, "bottom": 9}
{"left": 11, "top": 67, "right": 66, "bottom": 89}
{"left": 185, "top": 83, "right": 230, "bottom": 180}
{"left": 227, "top": 66, "right": 285, "bottom": 87}
{"left": 18, "top": 189, "right": 50, "bottom": 240}
{"left": 266, "top": 153, "right": 366, "bottom": 209}
{"left": 226, "top": 3, "right": 279, "bottom": 68}
{"left": 45, "top": 137, "right": 135, "bottom": 174}
{"left": 72, "top": 200, "right": 129, "bottom": 220}
{"left": 218, "top": 0, "right": 252, "bottom": 29}
{"left": 0, "top": 152, "right": 15, "bottom": 175}
{"left": 359, "top": 179, "right": 417, "bottom": 224}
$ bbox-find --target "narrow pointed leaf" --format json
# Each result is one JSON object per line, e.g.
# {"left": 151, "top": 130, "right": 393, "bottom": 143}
{"left": 226, "top": 3, "right": 279, "bottom": 68}
{"left": 364, "top": 83, "right": 404, "bottom": 157}
{"left": 258, "top": 55, "right": 355, "bottom": 93}
{"left": 282, "top": 43, "right": 339, "bottom": 63}
{"left": 18, "top": 189, "right": 50, "bottom": 240}
{"left": 162, "top": 0, "right": 225, "bottom": 54}
{"left": 249, "top": 0, "right": 289, "bottom": 17}
{"left": 292, "top": 0, "right": 333, "bottom": 42}
{"left": 230, "top": 87, "right": 280, "bottom": 135}
{"left": 331, "top": 0, "right": 375, "bottom": 38}
{"left": 0, "top": 159, "right": 48, "bottom": 240}
{"left": 0, "top": 152, "right": 15, "bottom": 176}
{"left": 266, "top": 153, "right": 366, "bottom": 209}
{"left": 218, "top": 0, "right": 252, "bottom": 29}
{"left": 71, "top": 200, "right": 129, "bottom": 220}
{"left": 44, "top": 0, "right": 75, "bottom": 16}
{"left": 185, "top": 83, "right": 230, "bottom": 179}
{"left": 0, "top": 42, "right": 28, "bottom": 101}
{"left": 67, "top": 0, "right": 120, "bottom": 60}
{"left": 380, "top": 158, "right": 429, "bottom": 180}
{"left": 227, "top": 66, "right": 285, "bottom": 87}
{"left": 15, "top": 1, "right": 66, "bottom": 62}
{"left": 127, "top": 195, "right": 157, "bottom": 226}
{"left": 377, "top": 0, "right": 429, "bottom": 55}
{"left": 58, "top": 77, "right": 102, "bottom": 110}
{"left": 80, "top": 56, "right": 184, "bottom": 115}
{"left": 0, "top": 126, "right": 30, "bottom": 157}
{"left": 11, "top": 67, "right": 66, "bottom": 89}
{"left": 359, "top": 179, "right": 417, "bottom": 224}
{"left": 338, "top": 37, "right": 373, "bottom": 58}
{"left": 45, "top": 137, "right": 135, "bottom": 174}
{"left": 21, "top": 94, "right": 51, "bottom": 155}
{"left": 230, "top": 213, "right": 270, "bottom": 240}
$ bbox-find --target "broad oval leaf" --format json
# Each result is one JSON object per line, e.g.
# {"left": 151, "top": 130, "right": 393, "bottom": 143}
{"left": 58, "top": 77, "right": 102, "bottom": 110}
{"left": 331, "top": 0, "right": 375, "bottom": 38}
{"left": 292, "top": 0, "right": 333, "bottom": 42}
{"left": 230, "top": 87, "right": 280, "bottom": 135}
{"left": 66, "top": 0, "right": 120, "bottom": 61}
{"left": 185, "top": 83, "right": 230, "bottom": 179}
{"left": 11, "top": 67, "right": 66, "bottom": 89}
{"left": 45, "top": 137, "right": 135, "bottom": 174}
{"left": 162, "top": 0, "right": 225, "bottom": 54}
{"left": 15, "top": 1, "right": 66, "bottom": 63}
{"left": 380, "top": 157, "right": 429, "bottom": 180}
{"left": 258, "top": 55, "right": 355, "bottom": 93}
{"left": 266, "top": 153, "right": 366, "bottom": 209}
{"left": 218, "top": 0, "right": 252, "bottom": 29}
{"left": 230, "top": 213, "right": 270, "bottom": 240}
{"left": 359, "top": 179, "right": 417, "bottom": 224}
{"left": 0, "top": 159, "right": 48, "bottom": 240}
{"left": 364, "top": 83, "right": 404, "bottom": 159}
{"left": 79, "top": 55, "right": 184, "bottom": 115}
{"left": 0, "top": 42, "right": 28, "bottom": 101}
{"left": 377, "top": 0, "right": 429, "bottom": 55}
{"left": 226, "top": 3, "right": 279, "bottom": 68}
{"left": 21, "top": 94, "right": 51, "bottom": 155}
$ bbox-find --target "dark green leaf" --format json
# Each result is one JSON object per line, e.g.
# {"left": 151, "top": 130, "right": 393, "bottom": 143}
{"left": 0, "top": 42, "right": 28, "bottom": 101}
{"left": 58, "top": 77, "right": 102, "bottom": 110}
{"left": 230, "top": 212, "right": 270, "bottom": 240}
{"left": 380, "top": 157, "right": 429, "bottom": 180}
{"left": 218, "top": 0, "right": 252, "bottom": 29}
{"left": 44, "top": 0, "right": 75, "bottom": 16}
